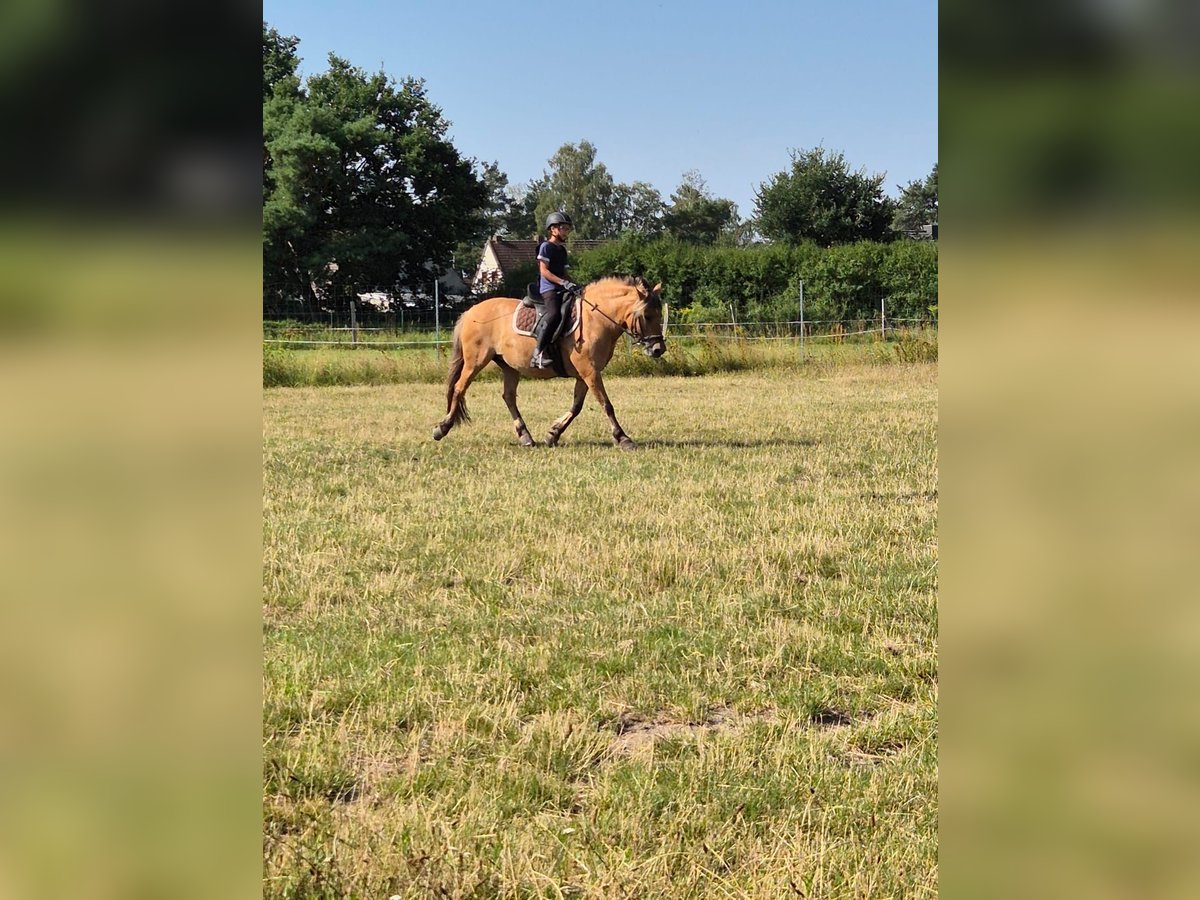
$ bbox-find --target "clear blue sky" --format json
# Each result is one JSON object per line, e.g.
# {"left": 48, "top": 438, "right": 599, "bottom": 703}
{"left": 263, "top": 0, "right": 937, "bottom": 218}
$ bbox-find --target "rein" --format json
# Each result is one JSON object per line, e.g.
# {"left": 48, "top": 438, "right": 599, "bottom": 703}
{"left": 575, "top": 289, "right": 663, "bottom": 347}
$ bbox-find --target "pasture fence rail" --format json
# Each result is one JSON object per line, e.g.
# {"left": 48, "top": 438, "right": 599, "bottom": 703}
{"left": 263, "top": 294, "right": 936, "bottom": 352}
{"left": 263, "top": 318, "right": 937, "bottom": 351}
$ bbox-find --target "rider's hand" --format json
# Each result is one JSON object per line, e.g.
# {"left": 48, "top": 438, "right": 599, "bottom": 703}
{"left": 561, "top": 281, "right": 580, "bottom": 294}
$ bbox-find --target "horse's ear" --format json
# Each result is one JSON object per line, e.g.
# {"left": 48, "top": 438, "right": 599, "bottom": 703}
{"left": 652, "top": 282, "right": 662, "bottom": 294}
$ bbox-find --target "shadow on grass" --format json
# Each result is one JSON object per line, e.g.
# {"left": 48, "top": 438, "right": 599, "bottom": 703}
{"left": 553, "top": 437, "right": 819, "bottom": 449}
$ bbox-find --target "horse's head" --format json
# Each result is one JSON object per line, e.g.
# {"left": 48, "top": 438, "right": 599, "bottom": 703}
{"left": 630, "top": 280, "right": 667, "bottom": 358}
{"left": 586, "top": 275, "right": 668, "bottom": 357}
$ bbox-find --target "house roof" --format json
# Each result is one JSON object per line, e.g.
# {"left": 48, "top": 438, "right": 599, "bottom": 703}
{"left": 486, "top": 237, "right": 609, "bottom": 271}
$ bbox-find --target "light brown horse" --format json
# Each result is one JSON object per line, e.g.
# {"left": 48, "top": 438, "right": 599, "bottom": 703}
{"left": 432, "top": 275, "right": 666, "bottom": 449}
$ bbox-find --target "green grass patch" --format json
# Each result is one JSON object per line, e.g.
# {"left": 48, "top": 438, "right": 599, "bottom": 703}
{"left": 264, "top": 329, "right": 937, "bottom": 387}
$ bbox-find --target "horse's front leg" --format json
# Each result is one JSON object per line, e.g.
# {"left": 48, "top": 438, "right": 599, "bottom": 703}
{"left": 585, "top": 372, "right": 636, "bottom": 450}
{"left": 546, "top": 378, "right": 588, "bottom": 447}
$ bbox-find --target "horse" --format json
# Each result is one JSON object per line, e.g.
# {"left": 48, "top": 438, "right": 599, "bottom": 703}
{"left": 432, "top": 275, "right": 666, "bottom": 449}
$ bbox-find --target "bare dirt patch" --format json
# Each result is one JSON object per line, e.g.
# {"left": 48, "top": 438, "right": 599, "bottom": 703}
{"left": 606, "top": 706, "right": 777, "bottom": 758}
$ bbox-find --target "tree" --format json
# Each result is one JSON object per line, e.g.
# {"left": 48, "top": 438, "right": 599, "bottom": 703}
{"left": 610, "top": 181, "right": 664, "bottom": 237}
{"left": 532, "top": 141, "right": 616, "bottom": 239}
{"left": 661, "top": 170, "right": 741, "bottom": 245}
{"left": 263, "top": 24, "right": 300, "bottom": 101}
{"left": 473, "top": 161, "right": 513, "bottom": 239}
{"left": 531, "top": 141, "right": 702, "bottom": 239}
{"left": 496, "top": 176, "right": 549, "bottom": 239}
{"left": 263, "top": 25, "right": 302, "bottom": 208}
{"left": 454, "top": 160, "right": 515, "bottom": 271}
{"left": 263, "top": 39, "right": 491, "bottom": 311}
{"left": 754, "top": 147, "right": 895, "bottom": 246}
{"left": 893, "top": 163, "right": 938, "bottom": 236}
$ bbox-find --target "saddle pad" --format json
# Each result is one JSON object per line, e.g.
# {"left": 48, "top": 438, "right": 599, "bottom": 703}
{"left": 513, "top": 304, "right": 539, "bottom": 335}
{"left": 511, "top": 302, "right": 582, "bottom": 339}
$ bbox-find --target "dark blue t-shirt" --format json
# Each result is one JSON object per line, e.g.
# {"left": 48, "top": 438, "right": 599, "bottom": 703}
{"left": 537, "top": 240, "right": 569, "bottom": 293}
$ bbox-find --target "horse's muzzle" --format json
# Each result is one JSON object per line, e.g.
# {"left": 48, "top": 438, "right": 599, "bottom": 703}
{"left": 648, "top": 340, "right": 666, "bottom": 358}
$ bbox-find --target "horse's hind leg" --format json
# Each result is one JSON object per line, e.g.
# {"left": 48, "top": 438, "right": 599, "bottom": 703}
{"left": 496, "top": 360, "right": 535, "bottom": 447}
{"left": 432, "top": 346, "right": 492, "bottom": 441}
{"left": 545, "top": 377, "right": 588, "bottom": 447}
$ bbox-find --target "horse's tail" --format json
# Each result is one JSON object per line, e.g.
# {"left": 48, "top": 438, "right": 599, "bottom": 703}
{"left": 444, "top": 318, "right": 471, "bottom": 425}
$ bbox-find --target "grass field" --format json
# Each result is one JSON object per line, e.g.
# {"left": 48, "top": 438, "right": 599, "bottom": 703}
{"left": 263, "top": 360, "right": 938, "bottom": 898}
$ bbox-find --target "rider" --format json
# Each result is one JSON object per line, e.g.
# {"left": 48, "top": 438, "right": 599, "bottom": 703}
{"left": 531, "top": 211, "right": 581, "bottom": 368}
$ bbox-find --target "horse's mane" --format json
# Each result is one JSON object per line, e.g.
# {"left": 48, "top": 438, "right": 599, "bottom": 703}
{"left": 592, "top": 274, "right": 660, "bottom": 306}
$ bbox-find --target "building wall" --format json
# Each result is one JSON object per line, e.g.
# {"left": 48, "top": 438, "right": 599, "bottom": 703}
{"left": 472, "top": 240, "right": 504, "bottom": 291}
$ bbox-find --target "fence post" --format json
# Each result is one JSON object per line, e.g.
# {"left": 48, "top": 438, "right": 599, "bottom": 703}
{"left": 881, "top": 295, "right": 886, "bottom": 341}
{"left": 434, "top": 278, "right": 441, "bottom": 356}
{"left": 798, "top": 280, "right": 805, "bottom": 361}
{"left": 350, "top": 300, "right": 358, "bottom": 346}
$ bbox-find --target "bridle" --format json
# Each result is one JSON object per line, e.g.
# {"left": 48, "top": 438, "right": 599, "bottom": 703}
{"left": 574, "top": 287, "right": 664, "bottom": 347}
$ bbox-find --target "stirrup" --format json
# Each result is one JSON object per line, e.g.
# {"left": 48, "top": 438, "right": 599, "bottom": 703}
{"left": 530, "top": 351, "right": 552, "bottom": 369}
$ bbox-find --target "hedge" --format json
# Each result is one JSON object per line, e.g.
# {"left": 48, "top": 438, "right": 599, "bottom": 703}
{"left": 564, "top": 236, "right": 937, "bottom": 323}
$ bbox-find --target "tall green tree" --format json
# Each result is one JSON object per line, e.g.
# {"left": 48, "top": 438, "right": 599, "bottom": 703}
{"left": 454, "top": 161, "right": 515, "bottom": 271}
{"left": 754, "top": 147, "right": 894, "bottom": 246}
{"left": 892, "top": 163, "right": 938, "bottom": 236}
{"left": 474, "top": 161, "right": 513, "bottom": 239}
{"left": 610, "top": 181, "right": 664, "bottom": 237}
{"left": 661, "top": 170, "right": 741, "bottom": 245}
{"left": 530, "top": 141, "right": 671, "bottom": 238}
{"left": 532, "top": 141, "right": 616, "bottom": 239}
{"left": 263, "top": 25, "right": 302, "bottom": 208}
{"left": 263, "top": 36, "right": 491, "bottom": 310}
{"left": 263, "top": 24, "right": 300, "bottom": 100}
{"left": 496, "top": 176, "right": 549, "bottom": 239}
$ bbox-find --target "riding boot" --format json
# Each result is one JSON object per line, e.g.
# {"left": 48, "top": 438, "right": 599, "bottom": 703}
{"left": 532, "top": 290, "right": 562, "bottom": 368}
{"left": 530, "top": 346, "right": 553, "bottom": 368}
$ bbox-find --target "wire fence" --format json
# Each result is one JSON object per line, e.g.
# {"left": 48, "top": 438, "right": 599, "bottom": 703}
{"left": 263, "top": 316, "right": 937, "bottom": 350}
{"left": 264, "top": 277, "right": 939, "bottom": 353}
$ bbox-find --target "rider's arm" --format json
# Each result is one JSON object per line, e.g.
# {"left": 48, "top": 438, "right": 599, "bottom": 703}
{"left": 538, "top": 259, "right": 569, "bottom": 287}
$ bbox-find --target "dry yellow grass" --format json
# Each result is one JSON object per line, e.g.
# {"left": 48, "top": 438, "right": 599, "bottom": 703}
{"left": 264, "top": 363, "right": 937, "bottom": 898}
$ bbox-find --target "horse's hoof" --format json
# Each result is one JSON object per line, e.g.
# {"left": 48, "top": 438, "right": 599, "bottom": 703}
{"left": 545, "top": 433, "right": 559, "bottom": 448}
{"left": 519, "top": 435, "right": 536, "bottom": 448}
{"left": 432, "top": 426, "right": 445, "bottom": 441}
{"left": 618, "top": 437, "right": 637, "bottom": 451}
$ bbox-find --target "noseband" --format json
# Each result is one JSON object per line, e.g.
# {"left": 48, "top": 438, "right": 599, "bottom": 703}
{"left": 630, "top": 329, "right": 664, "bottom": 348}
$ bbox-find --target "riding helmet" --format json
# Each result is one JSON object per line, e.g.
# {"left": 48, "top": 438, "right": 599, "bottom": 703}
{"left": 545, "top": 211, "right": 573, "bottom": 230}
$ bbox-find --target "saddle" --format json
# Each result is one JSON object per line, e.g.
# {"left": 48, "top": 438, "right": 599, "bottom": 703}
{"left": 512, "top": 281, "right": 582, "bottom": 342}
